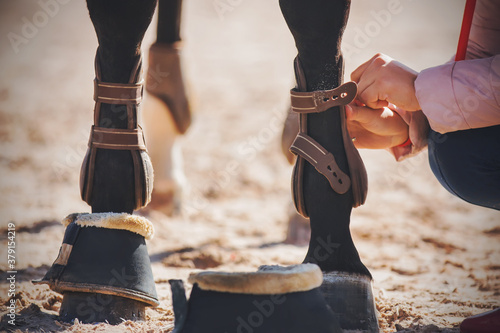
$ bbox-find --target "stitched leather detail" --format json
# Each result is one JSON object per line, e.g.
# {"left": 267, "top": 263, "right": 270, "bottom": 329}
{"left": 94, "top": 80, "right": 144, "bottom": 104}
{"left": 290, "top": 133, "right": 350, "bottom": 195}
{"left": 290, "top": 81, "right": 357, "bottom": 113}
{"left": 89, "top": 126, "right": 147, "bottom": 150}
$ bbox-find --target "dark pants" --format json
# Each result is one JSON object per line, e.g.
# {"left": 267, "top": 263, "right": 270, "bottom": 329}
{"left": 428, "top": 125, "right": 500, "bottom": 210}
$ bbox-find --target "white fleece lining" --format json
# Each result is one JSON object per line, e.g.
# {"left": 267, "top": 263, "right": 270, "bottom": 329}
{"left": 188, "top": 264, "right": 323, "bottom": 295}
{"left": 62, "top": 213, "right": 154, "bottom": 240}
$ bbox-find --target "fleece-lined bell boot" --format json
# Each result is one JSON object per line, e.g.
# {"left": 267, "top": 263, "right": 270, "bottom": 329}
{"left": 33, "top": 213, "right": 159, "bottom": 324}
{"left": 169, "top": 264, "right": 342, "bottom": 333}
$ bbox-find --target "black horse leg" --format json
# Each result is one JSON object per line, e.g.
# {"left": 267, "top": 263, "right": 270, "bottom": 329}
{"left": 47, "top": 1, "right": 159, "bottom": 324}
{"left": 280, "top": 0, "right": 369, "bottom": 276}
{"left": 85, "top": 0, "right": 158, "bottom": 213}
{"left": 280, "top": 1, "right": 378, "bottom": 331}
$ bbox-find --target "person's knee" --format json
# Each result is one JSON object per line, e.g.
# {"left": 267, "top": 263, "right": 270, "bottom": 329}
{"left": 428, "top": 130, "right": 500, "bottom": 210}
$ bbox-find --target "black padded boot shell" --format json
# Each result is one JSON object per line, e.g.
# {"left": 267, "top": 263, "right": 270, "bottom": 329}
{"left": 172, "top": 283, "right": 341, "bottom": 333}
{"left": 34, "top": 216, "right": 158, "bottom": 323}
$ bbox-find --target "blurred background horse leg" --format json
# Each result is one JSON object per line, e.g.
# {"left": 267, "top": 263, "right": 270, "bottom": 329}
{"left": 142, "top": 0, "right": 191, "bottom": 216}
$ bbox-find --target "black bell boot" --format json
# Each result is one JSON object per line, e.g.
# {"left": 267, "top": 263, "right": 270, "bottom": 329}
{"left": 169, "top": 264, "right": 342, "bottom": 333}
{"left": 33, "top": 213, "right": 159, "bottom": 324}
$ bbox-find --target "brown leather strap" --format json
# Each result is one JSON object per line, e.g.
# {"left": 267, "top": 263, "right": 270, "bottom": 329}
{"left": 290, "top": 81, "right": 357, "bottom": 113}
{"left": 93, "top": 48, "right": 144, "bottom": 128}
{"left": 94, "top": 80, "right": 144, "bottom": 105}
{"left": 290, "top": 133, "right": 350, "bottom": 195}
{"left": 89, "top": 126, "right": 146, "bottom": 150}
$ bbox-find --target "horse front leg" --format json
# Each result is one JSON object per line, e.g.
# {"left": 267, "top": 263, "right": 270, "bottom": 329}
{"left": 280, "top": 0, "right": 378, "bottom": 331}
{"left": 35, "top": 0, "right": 160, "bottom": 324}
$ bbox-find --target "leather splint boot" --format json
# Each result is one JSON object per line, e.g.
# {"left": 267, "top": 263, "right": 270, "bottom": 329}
{"left": 169, "top": 264, "right": 342, "bottom": 333}
{"left": 289, "top": 57, "right": 378, "bottom": 332}
{"left": 33, "top": 213, "right": 159, "bottom": 324}
{"left": 289, "top": 56, "right": 368, "bottom": 216}
{"left": 80, "top": 48, "right": 153, "bottom": 211}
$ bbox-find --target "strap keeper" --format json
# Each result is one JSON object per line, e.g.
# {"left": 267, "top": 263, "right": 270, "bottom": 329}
{"left": 93, "top": 79, "right": 144, "bottom": 104}
{"left": 290, "top": 133, "right": 351, "bottom": 194}
{"left": 89, "top": 126, "right": 147, "bottom": 150}
{"left": 290, "top": 81, "right": 357, "bottom": 113}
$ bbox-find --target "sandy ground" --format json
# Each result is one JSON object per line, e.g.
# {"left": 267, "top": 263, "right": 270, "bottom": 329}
{"left": 0, "top": 0, "right": 499, "bottom": 332}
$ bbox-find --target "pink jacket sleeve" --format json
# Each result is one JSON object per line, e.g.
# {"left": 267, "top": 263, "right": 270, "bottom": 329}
{"left": 413, "top": 0, "right": 500, "bottom": 134}
{"left": 415, "top": 55, "right": 500, "bottom": 134}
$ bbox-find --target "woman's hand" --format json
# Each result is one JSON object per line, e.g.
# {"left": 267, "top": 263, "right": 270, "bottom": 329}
{"left": 351, "top": 53, "right": 421, "bottom": 112}
{"left": 346, "top": 103, "right": 409, "bottom": 149}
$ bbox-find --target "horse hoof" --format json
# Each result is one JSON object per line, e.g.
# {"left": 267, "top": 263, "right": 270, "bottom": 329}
{"left": 59, "top": 292, "right": 146, "bottom": 324}
{"left": 321, "top": 272, "right": 379, "bottom": 332}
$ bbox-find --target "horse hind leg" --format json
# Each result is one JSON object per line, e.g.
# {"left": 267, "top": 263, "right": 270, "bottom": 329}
{"left": 142, "top": 0, "right": 191, "bottom": 216}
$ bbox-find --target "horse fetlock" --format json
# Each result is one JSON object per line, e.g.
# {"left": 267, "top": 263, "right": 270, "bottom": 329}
{"left": 303, "top": 231, "right": 370, "bottom": 276}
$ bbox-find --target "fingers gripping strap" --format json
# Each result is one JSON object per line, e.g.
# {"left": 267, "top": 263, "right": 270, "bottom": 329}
{"left": 290, "top": 133, "right": 351, "bottom": 194}
{"left": 290, "top": 81, "right": 357, "bottom": 113}
{"left": 89, "top": 126, "right": 147, "bottom": 150}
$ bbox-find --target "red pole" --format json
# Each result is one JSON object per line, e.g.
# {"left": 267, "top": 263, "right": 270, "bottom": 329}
{"left": 455, "top": 0, "right": 477, "bottom": 61}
